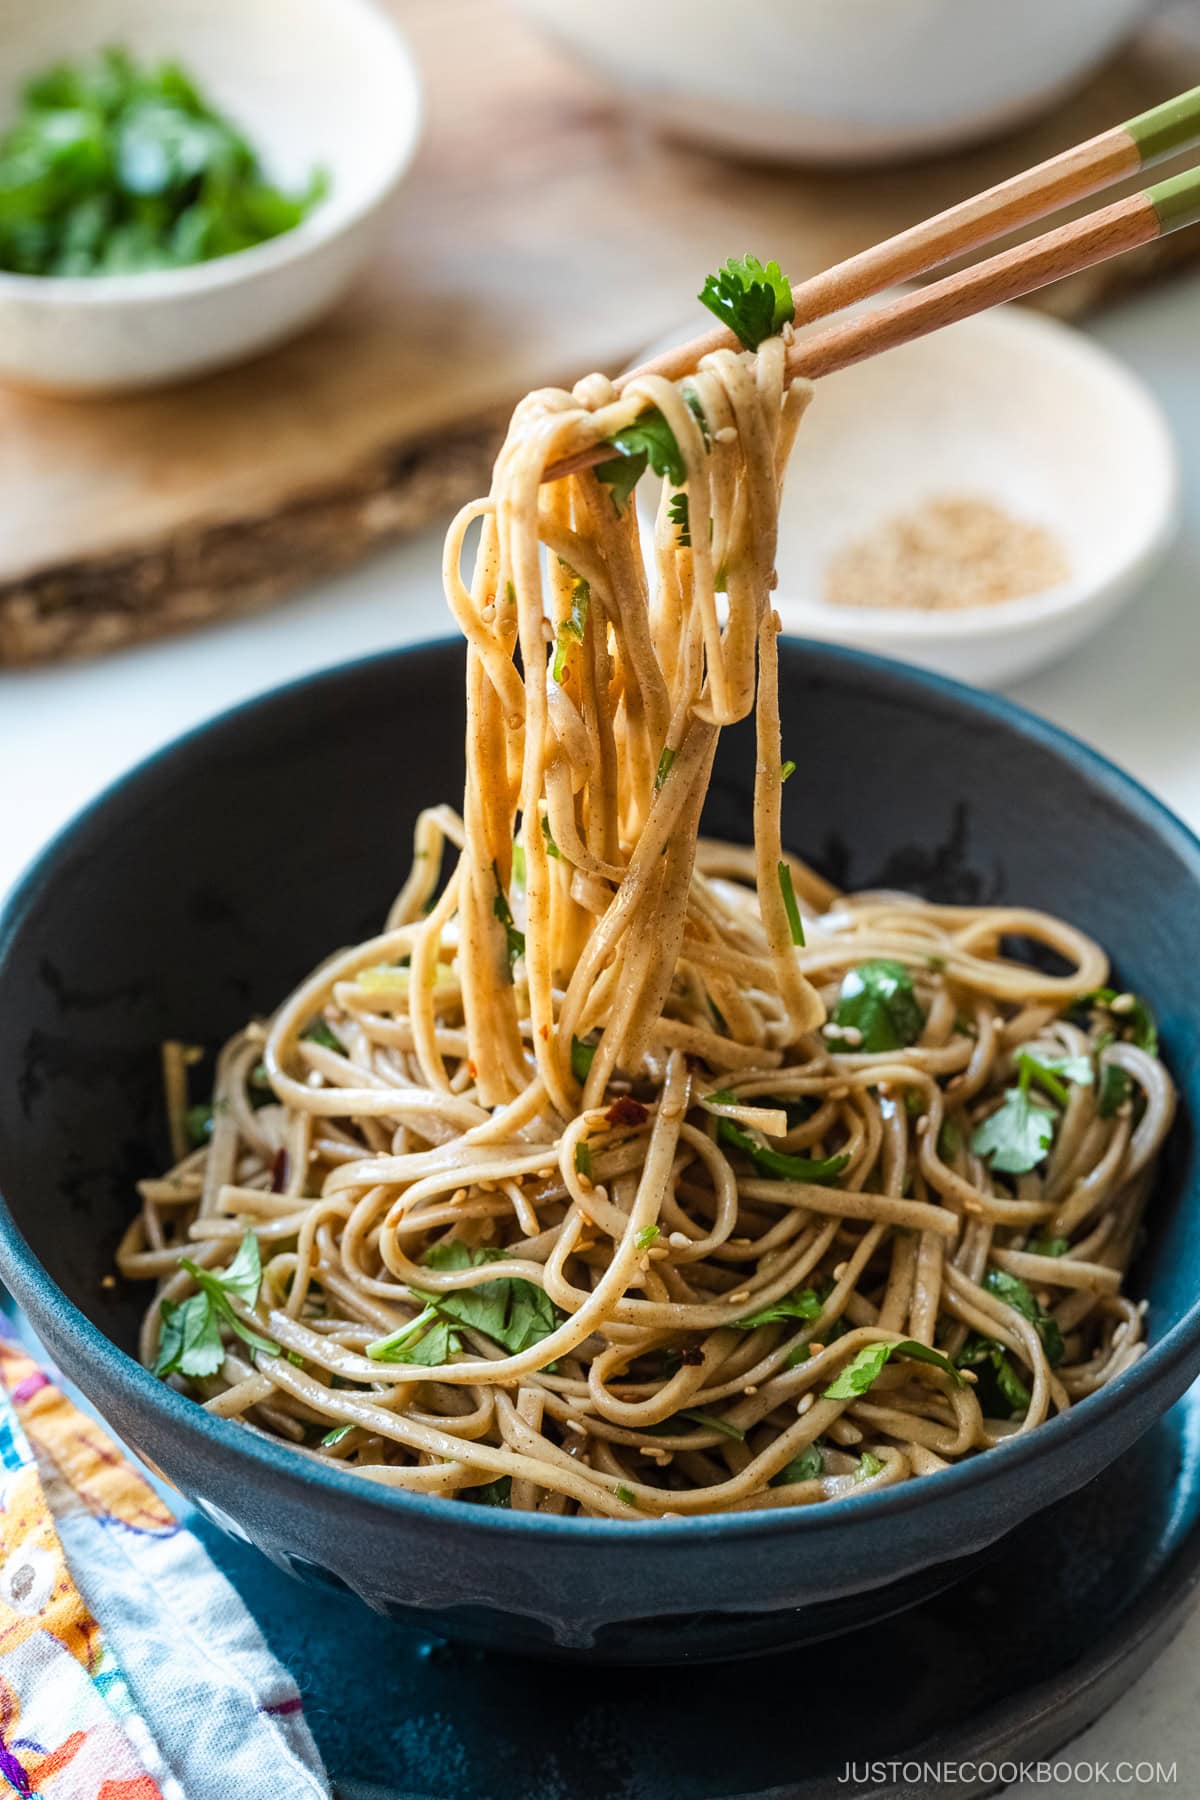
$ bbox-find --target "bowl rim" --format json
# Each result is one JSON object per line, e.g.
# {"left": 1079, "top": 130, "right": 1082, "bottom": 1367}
{"left": 0, "top": 0, "right": 422, "bottom": 305}
{"left": 2, "top": 634, "right": 1199, "bottom": 1543}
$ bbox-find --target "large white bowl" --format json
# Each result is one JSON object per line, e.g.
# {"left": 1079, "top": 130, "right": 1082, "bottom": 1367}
{"left": 0, "top": 0, "right": 421, "bottom": 393}
{"left": 512, "top": 0, "right": 1150, "bottom": 164}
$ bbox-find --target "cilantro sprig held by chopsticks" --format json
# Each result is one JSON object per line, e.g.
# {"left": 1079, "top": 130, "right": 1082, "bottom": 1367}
{"left": 698, "top": 255, "right": 796, "bottom": 351}
{"left": 155, "top": 1231, "right": 279, "bottom": 1379}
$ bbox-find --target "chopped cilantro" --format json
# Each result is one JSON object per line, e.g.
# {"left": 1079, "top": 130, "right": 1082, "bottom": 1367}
{"left": 855, "top": 1451, "right": 884, "bottom": 1483}
{"left": 1026, "top": 1233, "right": 1069, "bottom": 1258}
{"left": 491, "top": 862, "right": 525, "bottom": 969}
{"left": 826, "top": 960, "right": 924, "bottom": 1054}
{"left": 780, "top": 760, "right": 796, "bottom": 783}
{"left": 1078, "top": 988, "right": 1158, "bottom": 1056}
{"left": 472, "top": 1475, "right": 512, "bottom": 1508}
{"left": 413, "top": 1241, "right": 562, "bottom": 1358}
{"left": 984, "top": 1268, "right": 1064, "bottom": 1365}
{"left": 667, "top": 491, "right": 691, "bottom": 546}
{"left": 541, "top": 815, "right": 561, "bottom": 860}
{"left": 733, "top": 1287, "right": 823, "bottom": 1330}
{"left": 320, "top": 1423, "right": 354, "bottom": 1449}
{"left": 184, "top": 1101, "right": 213, "bottom": 1148}
{"left": 595, "top": 407, "right": 685, "bottom": 512}
{"left": 634, "top": 1224, "right": 661, "bottom": 1253}
{"left": 655, "top": 746, "right": 676, "bottom": 790}
{"left": 770, "top": 1442, "right": 823, "bottom": 1486}
{"left": 302, "top": 1019, "right": 345, "bottom": 1055}
{"left": 571, "top": 1035, "right": 597, "bottom": 1084}
{"left": 970, "top": 1062, "right": 1056, "bottom": 1175}
{"left": 777, "top": 861, "right": 805, "bottom": 946}
{"left": 615, "top": 1484, "right": 639, "bottom": 1508}
{"left": 1097, "top": 1060, "right": 1132, "bottom": 1118}
{"left": 956, "top": 1335, "right": 1031, "bottom": 1417}
{"left": 678, "top": 1408, "right": 743, "bottom": 1441}
{"left": 155, "top": 1231, "right": 279, "bottom": 1378}
{"left": 575, "top": 1141, "right": 593, "bottom": 1180}
{"left": 551, "top": 579, "right": 591, "bottom": 683}
{"left": 823, "top": 1338, "right": 963, "bottom": 1400}
{"left": 717, "top": 1117, "right": 848, "bottom": 1186}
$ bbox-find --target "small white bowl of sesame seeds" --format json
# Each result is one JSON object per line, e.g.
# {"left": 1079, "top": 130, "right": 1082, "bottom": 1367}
{"left": 770, "top": 303, "right": 1179, "bottom": 689}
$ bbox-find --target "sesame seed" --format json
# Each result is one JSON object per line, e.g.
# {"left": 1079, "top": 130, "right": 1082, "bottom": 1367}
{"left": 1111, "top": 993, "right": 1136, "bottom": 1015}
{"left": 668, "top": 1231, "right": 691, "bottom": 1248}
{"left": 797, "top": 1394, "right": 814, "bottom": 1415}
{"left": 781, "top": 321, "right": 795, "bottom": 345}
{"left": 715, "top": 425, "right": 738, "bottom": 444}
{"left": 567, "top": 1420, "right": 588, "bottom": 1436}
{"left": 829, "top": 1084, "right": 850, "bottom": 1101}
{"left": 808, "top": 1342, "right": 825, "bottom": 1355}
{"left": 915, "top": 1116, "right": 929, "bottom": 1135}
{"left": 832, "top": 1262, "right": 848, "bottom": 1281}
{"left": 727, "top": 1290, "right": 751, "bottom": 1305}
{"left": 745, "top": 1384, "right": 758, "bottom": 1395}
{"left": 660, "top": 1511, "right": 682, "bottom": 1520}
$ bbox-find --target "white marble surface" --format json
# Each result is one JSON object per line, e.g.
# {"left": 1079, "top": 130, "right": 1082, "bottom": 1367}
{"left": 1, "top": 277, "right": 1199, "bottom": 1788}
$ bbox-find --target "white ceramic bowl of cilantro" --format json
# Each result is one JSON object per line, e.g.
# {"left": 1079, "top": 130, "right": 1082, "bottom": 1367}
{"left": 0, "top": 0, "right": 421, "bottom": 393}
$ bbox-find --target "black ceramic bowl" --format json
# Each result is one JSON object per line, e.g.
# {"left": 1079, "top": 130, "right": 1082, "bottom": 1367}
{"left": 1, "top": 639, "right": 1199, "bottom": 1665}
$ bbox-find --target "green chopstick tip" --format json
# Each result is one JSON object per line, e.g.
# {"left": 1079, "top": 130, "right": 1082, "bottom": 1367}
{"left": 1147, "top": 167, "right": 1200, "bottom": 236}
{"left": 1124, "top": 85, "right": 1200, "bottom": 165}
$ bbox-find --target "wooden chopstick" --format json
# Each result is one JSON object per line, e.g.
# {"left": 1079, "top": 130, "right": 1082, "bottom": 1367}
{"left": 621, "top": 84, "right": 1200, "bottom": 390}
{"left": 542, "top": 137, "right": 1200, "bottom": 487}
{"left": 782, "top": 172, "right": 1198, "bottom": 383}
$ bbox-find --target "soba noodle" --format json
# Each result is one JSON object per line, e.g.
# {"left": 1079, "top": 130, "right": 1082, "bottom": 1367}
{"left": 120, "top": 320, "right": 1175, "bottom": 1519}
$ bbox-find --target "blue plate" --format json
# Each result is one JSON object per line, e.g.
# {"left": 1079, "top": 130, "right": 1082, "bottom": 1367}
{"left": 198, "top": 1382, "right": 1200, "bottom": 1800}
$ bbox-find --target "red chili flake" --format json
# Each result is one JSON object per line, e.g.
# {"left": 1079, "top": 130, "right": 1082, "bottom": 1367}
{"left": 539, "top": 1025, "right": 550, "bottom": 1040}
{"left": 270, "top": 1148, "right": 289, "bottom": 1192}
{"left": 468, "top": 1060, "right": 478, "bottom": 1079}
{"left": 606, "top": 1096, "right": 648, "bottom": 1127}
{"left": 680, "top": 1347, "right": 704, "bottom": 1366}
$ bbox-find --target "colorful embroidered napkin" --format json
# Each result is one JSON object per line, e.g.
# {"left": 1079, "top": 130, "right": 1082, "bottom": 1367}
{"left": 0, "top": 1333, "right": 331, "bottom": 1799}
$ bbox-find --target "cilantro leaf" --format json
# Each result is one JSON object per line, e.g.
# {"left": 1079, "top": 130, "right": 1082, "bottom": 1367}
{"left": 826, "top": 959, "right": 924, "bottom": 1054}
{"left": 855, "top": 1450, "right": 884, "bottom": 1483}
{"left": 157, "top": 1231, "right": 279, "bottom": 1377}
{"left": 777, "top": 861, "right": 805, "bottom": 946}
{"left": 698, "top": 255, "right": 795, "bottom": 351}
{"left": 1078, "top": 987, "right": 1158, "bottom": 1056}
{"left": 541, "top": 815, "right": 561, "bottom": 860}
{"left": 551, "top": 579, "right": 590, "bottom": 683}
{"left": 302, "top": 1019, "right": 345, "bottom": 1054}
{"left": 1097, "top": 1060, "right": 1132, "bottom": 1118}
{"left": 470, "top": 1475, "right": 512, "bottom": 1507}
{"left": 956, "top": 1335, "right": 1031, "bottom": 1417}
{"left": 970, "top": 1082, "right": 1056, "bottom": 1175}
{"left": 655, "top": 746, "right": 676, "bottom": 790}
{"left": 491, "top": 862, "right": 525, "bottom": 969}
{"left": 733, "top": 1287, "right": 823, "bottom": 1329}
{"left": 823, "top": 1338, "right": 963, "bottom": 1400}
{"left": 717, "top": 1117, "right": 848, "bottom": 1186}
{"left": 780, "top": 759, "right": 796, "bottom": 783}
{"left": 184, "top": 1101, "right": 213, "bottom": 1148}
{"left": 412, "top": 1242, "right": 562, "bottom": 1358}
{"left": 1026, "top": 1233, "right": 1069, "bottom": 1258}
{"left": 984, "top": 1268, "right": 1064, "bottom": 1365}
{"left": 770, "top": 1442, "right": 823, "bottom": 1485}
{"left": 367, "top": 1308, "right": 463, "bottom": 1366}
{"left": 677, "top": 1408, "right": 744, "bottom": 1441}
{"left": 634, "top": 1224, "right": 660, "bottom": 1252}
{"left": 667, "top": 491, "right": 691, "bottom": 546}
{"left": 595, "top": 407, "right": 685, "bottom": 512}
{"left": 571, "top": 1035, "right": 597, "bottom": 1084}
{"left": 154, "top": 1292, "right": 224, "bottom": 1379}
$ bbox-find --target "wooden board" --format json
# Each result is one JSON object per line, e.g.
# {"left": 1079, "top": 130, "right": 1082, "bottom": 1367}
{"left": 2, "top": 1, "right": 1199, "bottom": 666}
